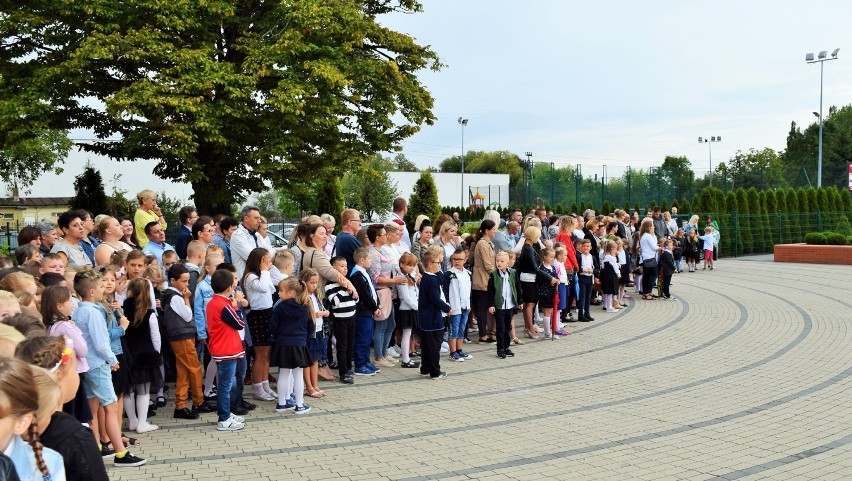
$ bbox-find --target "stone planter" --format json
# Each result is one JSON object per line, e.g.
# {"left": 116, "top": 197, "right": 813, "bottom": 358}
{"left": 773, "top": 243, "right": 852, "bottom": 265}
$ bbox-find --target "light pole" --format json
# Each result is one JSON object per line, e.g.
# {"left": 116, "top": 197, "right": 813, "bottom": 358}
{"left": 458, "top": 117, "right": 468, "bottom": 208}
{"left": 698, "top": 136, "right": 721, "bottom": 187}
{"left": 806, "top": 48, "right": 839, "bottom": 188}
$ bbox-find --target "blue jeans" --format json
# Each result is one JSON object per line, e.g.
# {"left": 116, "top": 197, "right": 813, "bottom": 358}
{"left": 373, "top": 309, "right": 396, "bottom": 359}
{"left": 354, "top": 315, "right": 374, "bottom": 368}
{"left": 232, "top": 354, "right": 247, "bottom": 405}
{"left": 216, "top": 359, "right": 237, "bottom": 422}
{"left": 448, "top": 309, "right": 469, "bottom": 340}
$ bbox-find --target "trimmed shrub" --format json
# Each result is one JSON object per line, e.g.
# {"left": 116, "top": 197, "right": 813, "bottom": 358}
{"left": 825, "top": 232, "right": 848, "bottom": 245}
{"left": 803, "top": 232, "right": 827, "bottom": 245}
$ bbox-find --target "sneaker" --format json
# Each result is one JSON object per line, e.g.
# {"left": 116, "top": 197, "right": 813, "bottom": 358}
{"left": 383, "top": 355, "right": 398, "bottom": 364}
{"left": 275, "top": 402, "right": 297, "bottom": 412}
{"left": 497, "top": 350, "right": 507, "bottom": 359}
{"left": 231, "top": 404, "right": 249, "bottom": 416}
{"left": 605, "top": 308, "right": 618, "bottom": 313}
{"left": 535, "top": 325, "right": 545, "bottom": 333}
{"left": 135, "top": 422, "right": 159, "bottom": 434}
{"left": 450, "top": 352, "right": 464, "bottom": 362}
{"left": 205, "top": 386, "right": 217, "bottom": 400}
{"left": 294, "top": 404, "right": 312, "bottom": 414}
{"left": 229, "top": 413, "right": 245, "bottom": 423}
{"left": 100, "top": 443, "right": 115, "bottom": 458}
{"left": 387, "top": 346, "right": 401, "bottom": 358}
{"left": 439, "top": 345, "right": 449, "bottom": 353}
{"left": 354, "top": 366, "right": 377, "bottom": 376}
{"left": 253, "top": 391, "right": 276, "bottom": 401}
{"left": 240, "top": 400, "right": 257, "bottom": 411}
{"left": 216, "top": 417, "right": 246, "bottom": 431}
{"left": 544, "top": 334, "right": 560, "bottom": 340}
{"left": 114, "top": 451, "right": 147, "bottom": 467}
{"left": 374, "top": 358, "right": 393, "bottom": 368}
{"left": 173, "top": 408, "right": 200, "bottom": 420}
{"left": 192, "top": 402, "right": 215, "bottom": 413}
{"left": 555, "top": 329, "right": 569, "bottom": 336}
{"left": 366, "top": 363, "right": 381, "bottom": 373}
{"left": 265, "top": 388, "right": 279, "bottom": 398}
{"left": 504, "top": 348, "right": 515, "bottom": 357}
{"left": 459, "top": 351, "right": 472, "bottom": 360}
{"left": 431, "top": 371, "right": 447, "bottom": 379}
{"left": 400, "top": 360, "right": 420, "bottom": 368}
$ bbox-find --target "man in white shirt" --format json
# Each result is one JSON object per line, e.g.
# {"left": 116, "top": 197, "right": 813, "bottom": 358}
{"left": 230, "top": 205, "right": 261, "bottom": 279}
{"left": 388, "top": 197, "right": 411, "bottom": 250}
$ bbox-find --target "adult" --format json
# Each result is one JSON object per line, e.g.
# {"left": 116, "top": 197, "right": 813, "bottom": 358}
{"left": 663, "top": 212, "right": 677, "bottom": 237}
{"left": 212, "top": 217, "right": 239, "bottom": 264}
{"left": 118, "top": 218, "right": 140, "bottom": 249}
{"left": 433, "top": 221, "right": 459, "bottom": 272}
{"left": 573, "top": 215, "right": 586, "bottom": 240}
{"left": 141, "top": 221, "right": 175, "bottom": 265}
{"left": 470, "top": 220, "right": 497, "bottom": 343}
{"left": 432, "top": 214, "right": 452, "bottom": 240}
{"left": 37, "top": 221, "right": 59, "bottom": 256}
{"left": 630, "top": 211, "right": 641, "bottom": 234}
{"left": 638, "top": 218, "right": 659, "bottom": 300}
{"left": 17, "top": 226, "right": 41, "bottom": 250}
{"left": 612, "top": 209, "right": 628, "bottom": 239}
{"left": 382, "top": 222, "right": 408, "bottom": 267}
{"left": 547, "top": 215, "right": 560, "bottom": 239}
{"left": 517, "top": 226, "right": 544, "bottom": 339}
{"left": 230, "top": 205, "right": 262, "bottom": 278}
{"left": 684, "top": 215, "right": 700, "bottom": 236}
{"left": 671, "top": 206, "right": 682, "bottom": 228}
{"left": 411, "top": 214, "right": 430, "bottom": 246}
{"left": 651, "top": 207, "right": 666, "bottom": 240}
{"left": 583, "top": 208, "right": 596, "bottom": 223}
{"left": 133, "top": 189, "right": 166, "bottom": 248}
{"left": 289, "top": 222, "right": 310, "bottom": 277}
{"left": 508, "top": 209, "right": 524, "bottom": 243}
{"left": 535, "top": 209, "right": 550, "bottom": 241}
{"left": 94, "top": 216, "right": 132, "bottom": 266}
{"left": 555, "top": 215, "right": 580, "bottom": 316}
{"left": 320, "top": 214, "right": 337, "bottom": 257}
{"left": 50, "top": 211, "right": 92, "bottom": 269}
{"left": 192, "top": 216, "right": 215, "bottom": 247}
{"left": 411, "top": 220, "right": 433, "bottom": 272}
{"left": 366, "top": 224, "right": 406, "bottom": 368}
{"left": 484, "top": 210, "right": 512, "bottom": 253}
{"left": 77, "top": 210, "right": 100, "bottom": 265}
{"left": 257, "top": 216, "right": 276, "bottom": 257}
{"left": 389, "top": 197, "right": 411, "bottom": 250}
{"left": 504, "top": 221, "right": 520, "bottom": 249}
{"left": 582, "top": 217, "right": 600, "bottom": 255}
{"left": 175, "top": 206, "right": 198, "bottom": 259}
{"left": 300, "top": 223, "right": 355, "bottom": 294}
{"left": 514, "top": 217, "right": 545, "bottom": 254}
{"left": 451, "top": 212, "right": 460, "bottom": 224}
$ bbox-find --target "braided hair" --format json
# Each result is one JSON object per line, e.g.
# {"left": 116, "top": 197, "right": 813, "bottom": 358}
{"left": 0, "top": 357, "right": 50, "bottom": 478}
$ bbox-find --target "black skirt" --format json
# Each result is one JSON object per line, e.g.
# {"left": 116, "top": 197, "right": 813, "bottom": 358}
{"left": 247, "top": 308, "right": 273, "bottom": 346}
{"left": 63, "top": 374, "right": 93, "bottom": 424}
{"left": 619, "top": 264, "right": 630, "bottom": 286}
{"left": 129, "top": 351, "right": 164, "bottom": 387}
{"left": 270, "top": 344, "right": 311, "bottom": 369}
{"left": 395, "top": 309, "right": 418, "bottom": 329}
{"left": 307, "top": 333, "right": 325, "bottom": 363}
{"left": 111, "top": 353, "right": 134, "bottom": 396}
{"left": 520, "top": 281, "right": 538, "bottom": 304}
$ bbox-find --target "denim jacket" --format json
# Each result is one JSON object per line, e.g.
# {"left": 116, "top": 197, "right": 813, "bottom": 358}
{"left": 193, "top": 274, "right": 214, "bottom": 340}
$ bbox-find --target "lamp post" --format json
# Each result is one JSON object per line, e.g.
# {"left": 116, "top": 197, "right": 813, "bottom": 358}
{"left": 698, "top": 136, "right": 721, "bottom": 187}
{"left": 457, "top": 117, "right": 468, "bottom": 208}
{"left": 806, "top": 48, "right": 839, "bottom": 188}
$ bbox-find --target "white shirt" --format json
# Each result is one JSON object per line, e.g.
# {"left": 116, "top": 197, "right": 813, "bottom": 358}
{"left": 499, "top": 270, "right": 516, "bottom": 310}
{"left": 353, "top": 265, "right": 378, "bottom": 304}
{"left": 310, "top": 294, "right": 323, "bottom": 333}
{"left": 572, "top": 229, "right": 585, "bottom": 239}
{"left": 580, "top": 253, "right": 594, "bottom": 276}
{"left": 447, "top": 266, "right": 471, "bottom": 315}
{"left": 230, "top": 224, "right": 260, "bottom": 279}
{"left": 245, "top": 271, "right": 275, "bottom": 310}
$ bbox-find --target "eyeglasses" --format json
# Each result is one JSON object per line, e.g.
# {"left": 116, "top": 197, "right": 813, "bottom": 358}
{"left": 348, "top": 219, "right": 362, "bottom": 224}
{"left": 451, "top": 257, "right": 465, "bottom": 262}
{"left": 430, "top": 261, "right": 442, "bottom": 265}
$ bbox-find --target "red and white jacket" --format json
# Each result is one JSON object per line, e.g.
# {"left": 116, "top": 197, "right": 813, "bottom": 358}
{"left": 206, "top": 294, "right": 245, "bottom": 361}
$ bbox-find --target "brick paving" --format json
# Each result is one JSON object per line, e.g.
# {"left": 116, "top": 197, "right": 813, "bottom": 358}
{"left": 107, "top": 258, "right": 852, "bottom": 480}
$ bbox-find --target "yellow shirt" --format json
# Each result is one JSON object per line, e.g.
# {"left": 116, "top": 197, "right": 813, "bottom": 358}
{"left": 134, "top": 208, "right": 165, "bottom": 248}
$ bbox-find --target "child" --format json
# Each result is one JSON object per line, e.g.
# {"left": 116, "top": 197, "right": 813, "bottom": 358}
{"left": 98, "top": 266, "right": 134, "bottom": 447}
{"left": 394, "top": 253, "right": 420, "bottom": 369}
{"left": 600, "top": 240, "right": 621, "bottom": 313}
{"left": 349, "top": 247, "right": 382, "bottom": 376}
{"left": 445, "top": 248, "right": 472, "bottom": 361}
{"left": 299, "top": 268, "right": 329, "bottom": 398}
{"left": 269, "top": 277, "right": 312, "bottom": 414}
{"left": 73, "top": 269, "right": 146, "bottom": 466}
{"left": 553, "top": 245, "right": 571, "bottom": 335}
{"left": 270, "top": 250, "right": 295, "bottom": 288}
{"left": 418, "top": 249, "right": 451, "bottom": 379}
{"left": 160, "top": 250, "right": 178, "bottom": 271}
{"left": 205, "top": 269, "right": 248, "bottom": 431}
{"left": 660, "top": 240, "right": 677, "bottom": 300}
{"left": 672, "top": 228, "right": 685, "bottom": 273}
{"left": 143, "top": 261, "right": 168, "bottom": 407}
{"left": 193, "top": 251, "right": 225, "bottom": 402}
{"left": 122, "top": 278, "right": 163, "bottom": 434}
{"left": 39, "top": 254, "right": 65, "bottom": 277}
{"left": 241, "top": 247, "right": 277, "bottom": 401}
{"left": 575, "top": 239, "right": 599, "bottom": 323}
{"left": 162, "top": 264, "right": 213, "bottom": 420}
{"left": 326, "top": 257, "right": 358, "bottom": 383}
{"left": 698, "top": 226, "right": 718, "bottom": 270}
{"left": 505, "top": 251, "right": 523, "bottom": 345}
{"left": 684, "top": 229, "right": 700, "bottom": 273}
{"left": 536, "top": 247, "right": 559, "bottom": 339}
{"left": 615, "top": 239, "right": 629, "bottom": 308}
{"left": 185, "top": 240, "right": 206, "bottom": 301}
{"left": 487, "top": 251, "right": 520, "bottom": 359}
{"left": 0, "top": 357, "right": 65, "bottom": 480}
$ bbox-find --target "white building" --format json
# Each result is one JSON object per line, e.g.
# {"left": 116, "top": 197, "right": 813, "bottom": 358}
{"left": 389, "top": 172, "right": 510, "bottom": 208}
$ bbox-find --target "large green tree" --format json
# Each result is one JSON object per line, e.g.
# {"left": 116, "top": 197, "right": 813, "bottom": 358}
{"left": 0, "top": 129, "right": 73, "bottom": 194}
{"left": 659, "top": 155, "right": 695, "bottom": 201}
{"left": 342, "top": 155, "right": 398, "bottom": 219}
{"left": 0, "top": 0, "right": 441, "bottom": 213}
{"left": 70, "top": 164, "right": 108, "bottom": 216}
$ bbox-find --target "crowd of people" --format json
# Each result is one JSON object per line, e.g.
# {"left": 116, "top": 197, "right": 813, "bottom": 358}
{"left": 0, "top": 190, "right": 721, "bottom": 480}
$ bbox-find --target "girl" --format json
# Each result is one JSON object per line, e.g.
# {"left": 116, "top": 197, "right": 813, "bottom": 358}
{"left": 395, "top": 253, "right": 420, "bottom": 369}
{"left": 616, "top": 239, "right": 630, "bottom": 308}
{"left": 41, "top": 286, "right": 91, "bottom": 426}
{"left": 672, "top": 228, "right": 686, "bottom": 273}
{"left": 122, "top": 279, "right": 163, "bottom": 435}
{"left": 600, "top": 240, "right": 621, "bottom": 313}
{"left": 143, "top": 261, "right": 168, "bottom": 408}
{"left": 269, "top": 278, "right": 312, "bottom": 414}
{"left": 299, "top": 269, "right": 329, "bottom": 398}
{"left": 684, "top": 229, "right": 701, "bottom": 272}
{"left": 0, "top": 357, "right": 65, "bottom": 480}
{"left": 242, "top": 247, "right": 277, "bottom": 401}
{"left": 536, "top": 247, "right": 559, "bottom": 339}
{"left": 553, "top": 246, "right": 570, "bottom": 336}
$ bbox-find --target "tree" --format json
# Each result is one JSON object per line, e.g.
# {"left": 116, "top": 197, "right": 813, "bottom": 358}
{"left": 342, "top": 155, "right": 398, "bottom": 220}
{"left": 729, "top": 148, "right": 786, "bottom": 191}
{"left": 254, "top": 190, "right": 283, "bottom": 220}
{"left": 0, "top": 129, "right": 73, "bottom": 194}
{"left": 405, "top": 170, "right": 440, "bottom": 231}
{"left": 0, "top": 1, "right": 442, "bottom": 214}
{"left": 70, "top": 163, "right": 108, "bottom": 216}
{"left": 156, "top": 192, "right": 183, "bottom": 233}
{"left": 659, "top": 156, "right": 695, "bottom": 200}
{"left": 315, "top": 178, "right": 344, "bottom": 221}
{"left": 785, "top": 188, "right": 801, "bottom": 242}
{"left": 104, "top": 174, "right": 134, "bottom": 219}
{"left": 735, "top": 189, "right": 752, "bottom": 254}
{"left": 439, "top": 150, "right": 525, "bottom": 184}
{"left": 390, "top": 154, "right": 419, "bottom": 172}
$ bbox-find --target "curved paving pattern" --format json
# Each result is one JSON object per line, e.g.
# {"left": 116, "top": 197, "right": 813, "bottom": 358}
{"left": 110, "top": 259, "right": 852, "bottom": 481}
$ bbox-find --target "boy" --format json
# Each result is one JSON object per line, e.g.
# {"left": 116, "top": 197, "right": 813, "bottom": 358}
{"left": 218, "top": 262, "right": 253, "bottom": 414}
{"left": 660, "top": 239, "right": 677, "bottom": 300}
{"left": 488, "top": 251, "right": 521, "bottom": 358}
{"left": 206, "top": 269, "right": 247, "bottom": 431}
{"left": 162, "top": 264, "right": 214, "bottom": 419}
{"left": 698, "top": 226, "right": 718, "bottom": 270}
{"left": 419, "top": 249, "right": 451, "bottom": 379}
{"left": 445, "top": 248, "right": 472, "bottom": 362}
{"left": 270, "top": 250, "right": 295, "bottom": 287}
{"left": 349, "top": 247, "right": 382, "bottom": 376}
{"left": 194, "top": 251, "right": 225, "bottom": 402}
{"left": 161, "top": 250, "right": 178, "bottom": 271}
{"left": 575, "top": 239, "right": 599, "bottom": 323}
{"left": 325, "top": 256, "right": 357, "bottom": 384}
{"left": 74, "top": 270, "right": 146, "bottom": 466}
{"left": 185, "top": 240, "right": 206, "bottom": 303}
{"left": 40, "top": 253, "right": 65, "bottom": 276}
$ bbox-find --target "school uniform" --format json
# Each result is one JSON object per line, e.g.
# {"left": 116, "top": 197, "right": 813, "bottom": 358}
{"left": 418, "top": 271, "right": 451, "bottom": 377}
{"left": 487, "top": 268, "right": 520, "bottom": 352}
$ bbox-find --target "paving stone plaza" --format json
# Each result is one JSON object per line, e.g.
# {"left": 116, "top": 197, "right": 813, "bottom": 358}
{"left": 108, "top": 257, "right": 852, "bottom": 481}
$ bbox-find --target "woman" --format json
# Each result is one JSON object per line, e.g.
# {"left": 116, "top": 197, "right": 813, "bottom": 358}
{"left": 381, "top": 222, "right": 407, "bottom": 266}
{"left": 432, "top": 214, "right": 452, "bottom": 240}
{"left": 471, "top": 220, "right": 497, "bottom": 343}
{"left": 366, "top": 224, "right": 406, "bottom": 368}
{"left": 411, "top": 214, "right": 431, "bottom": 246}
{"left": 638, "top": 218, "right": 659, "bottom": 300}
{"left": 289, "top": 222, "right": 311, "bottom": 277}
{"left": 94, "top": 217, "right": 132, "bottom": 266}
{"left": 118, "top": 218, "right": 140, "bottom": 249}
{"left": 517, "top": 226, "right": 542, "bottom": 339}
{"left": 17, "top": 226, "right": 42, "bottom": 249}
{"left": 320, "top": 214, "right": 337, "bottom": 257}
{"left": 683, "top": 214, "right": 700, "bottom": 237}
{"left": 411, "top": 221, "right": 432, "bottom": 272}
{"left": 133, "top": 190, "right": 166, "bottom": 248}
{"left": 50, "top": 211, "right": 92, "bottom": 269}
{"left": 484, "top": 210, "right": 512, "bottom": 253}
{"left": 663, "top": 212, "right": 677, "bottom": 237}
{"left": 433, "top": 221, "right": 459, "bottom": 272}
{"left": 583, "top": 217, "right": 600, "bottom": 255}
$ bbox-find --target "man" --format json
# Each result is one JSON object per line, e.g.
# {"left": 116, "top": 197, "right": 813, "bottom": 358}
{"left": 535, "top": 209, "right": 550, "bottom": 241}
{"left": 229, "top": 205, "right": 261, "bottom": 279}
{"left": 573, "top": 215, "right": 585, "bottom": 239}
{"left": 142, "top": 221, "right": 176, "bottom": 265}
{"left": 652, "top": 207, "right": 666, "bottom": 240}
{"left": 500, "top": 221, "right": 519, "bottom": 252}
{"left": 451, "top": 212, "right": 460, "bottom": 225}
{"left": 175, "top": 206, "right": 199, "bottom": 259}
{"left": 671, "top": 206, "right": 682, "bottom": 229}
{"left": 508, "top": 210, "right": 523, "bottom": 243}
{"left": 37, "top": 221, "right": 59, "bottom": 256}
{"left": 212, "top": 217, "right": 239, "bottom": 264}
{"left": 389, "top": 197, "right": 411, "bottom": 250}
{"left": 336, "top": 208, "right": 363, "bottom": 273}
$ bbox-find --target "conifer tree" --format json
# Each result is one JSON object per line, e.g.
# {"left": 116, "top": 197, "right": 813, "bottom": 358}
{"left": 405, "top": 171, "right": 441, "bottom": 232}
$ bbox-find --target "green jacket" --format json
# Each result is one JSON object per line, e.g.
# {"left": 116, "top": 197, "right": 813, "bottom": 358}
{"left": 487, "top": 268, "right": 519, "bottom": 309}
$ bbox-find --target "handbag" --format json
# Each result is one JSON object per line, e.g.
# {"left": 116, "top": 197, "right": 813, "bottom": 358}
{"left": 642, "top": 258, "right": 657, "bottom": 269}
{"left": 376, "top": 288, "right": 393, "bottom": 321}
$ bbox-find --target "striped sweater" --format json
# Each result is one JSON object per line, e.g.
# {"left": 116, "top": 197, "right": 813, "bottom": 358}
{"left": 324, "top": 282, "right": 356, "bottom": 321}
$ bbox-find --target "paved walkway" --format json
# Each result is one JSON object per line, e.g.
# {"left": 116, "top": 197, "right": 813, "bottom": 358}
{"left": 108, "top": 259, "right": 852, "bottom": 481}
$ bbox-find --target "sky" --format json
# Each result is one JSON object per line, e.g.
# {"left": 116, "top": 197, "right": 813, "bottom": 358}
{"left": 20, "top": 0, "right": 852, "bottom": 201}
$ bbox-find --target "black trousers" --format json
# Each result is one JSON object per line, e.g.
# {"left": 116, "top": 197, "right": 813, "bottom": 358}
{"left": 494, "top": 309, "right": 514, "bottom": 351}
{"left": 418, "top": 329, "right": 443, "bottom": 377}
{"left": 334, "top": 317, "right": 355, "bottom": 377}
{"left": 472, "top": 289, "right": 489, "bottom": 338}
{"left": 661, "top": 274, "right": 673, "bottom": 298}
{"left": 642, "top": 265, "right": 658, "bottom": 295}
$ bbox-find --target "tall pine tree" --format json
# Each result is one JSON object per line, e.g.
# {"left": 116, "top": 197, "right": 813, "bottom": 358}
{"left": 405, "top": 171, "right": 441, "bottom": 232}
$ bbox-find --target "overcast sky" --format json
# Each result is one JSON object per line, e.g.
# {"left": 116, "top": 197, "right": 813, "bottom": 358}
{"left": 22, "top": 0, "right": 852, "bottom": 200}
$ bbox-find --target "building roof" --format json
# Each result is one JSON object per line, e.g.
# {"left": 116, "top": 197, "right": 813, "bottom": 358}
{"left": 0, "top": 197, "right": 73, "bottom": 208}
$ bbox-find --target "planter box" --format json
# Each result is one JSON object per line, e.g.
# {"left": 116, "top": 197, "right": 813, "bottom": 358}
{"left": 774, "top": 243, "right": 852, "bottom": 265}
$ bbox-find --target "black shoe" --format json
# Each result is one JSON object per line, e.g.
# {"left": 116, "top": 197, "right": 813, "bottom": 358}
{"left": 586, "top": 315, "right": 595, "bottom": 321}
{"left": 114, "top": 451, "right": 147, "bottom": 467}
{"left": 504, "top": 348, "right": 515, "bottom": 357}
{"left": 579, "top": 316, "right": 592, "bottom": 323}
{"left": 147, "top": 408, "right": 156, "bottom": 418}
{"left": 400, "top": 360, "right": 420, "bottom": 368}
{"left": 192, "top": 402, "right": 215, "bottom": 414}
{"left": 497, "top": 350, "right": 506, "bottom": 359}
{"left": 340, "top": 375, "right": 355, "bottom": 385}
{"left": 156, "top": 396, "right": 167, "bottom": 408}
{"left": 329, "top": 360, "right": 339, "bottom": 369}
{"left": 100, "top": 443, "right": 115, "bottom": 458}
{"left": 230, "top": 404, "right": 249, "bottom": 416}
{"left": 240, "top": 400, "right": 257, "bottom": 411}
{"left": 173, "top": 408, "right": 200, "bottom": 420}
{"left": 430, "top": 371, "right": 447, "bottom": 379}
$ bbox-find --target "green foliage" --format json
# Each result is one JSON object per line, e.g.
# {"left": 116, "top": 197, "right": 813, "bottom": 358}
{"left": 390, "top": 154, "right": 419, "bottom": 172}
{"left": 660, "top": 199, "right": 668, "bottom": 213}
{"left": 405, "top": 171, "right": 441, "bottom": 233}
{"left": 103, "top": 173, "right": 134, "bottom": 219}
{"left": 457, "top": 223, "right": 479, "bottom": 236}
{"left": 786, "top": 188, "right": 802, "bottom": 242}
{"left": 659, "top": 156, "right": 694, "bottom": 199}
{"left": 0, "top": 1, "right": 442, "bottom": 213}
{"left": 439, "top": 150, "right": 525, "bottom": 184}
{"left": 782, "top": 105, "right": 852, "bottom": 191}
{"left": 836, "top": 216, "right": 852, "bottom": 236}
{"left": 0, "top": 129, "right": 72, "bottom": 194}
{"left": 724, "top": 191, "right": 740, "bottom": 254}
{"left": 253, "top": 190, "right": 284, "bottom": 220}
{"left": 803, "top": 232, "right": 827, "bottom": 245}
{"left": 680, "top": 198, "right": 691, "bottom": 214}
{"left": 734, "top": 189, "right": 751, "bottom": 253}
{"left": 70, "top": 164, "right": 108, "bottom": 216}
{"left": 315, "top": 178, "right": 344, "bottom": 222}
{"left": 842, "top": 189, "right": 852, "bottom": 212}
{"left": 826, "top": 232, "right": 848, "bottom": 245}
{"left": 745, "top": 188, "right": 764, "bottom": 253}
{"left": 342, "top": 156, "right": 398, "bottom": 220}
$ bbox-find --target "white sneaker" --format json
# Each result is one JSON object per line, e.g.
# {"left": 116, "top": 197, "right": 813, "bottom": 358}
{"left": 440, "top": 346, "right": 449, "bottom": 353}
{"left": 216, "top": 417, "right": 246, "bottom": 431}
{"left": 264, "top": 387, "right": 279, "bottom": 398}
{"left": 440, "top": 341, "right": 449, "bottom": 350}
{"left": 229, "top": 413, "right": 245, "bottom": 423}
{"left": 387, "top": 346, "right": 401, "bottom": 358}
{"left": 535, "top": 325, "right": 545, "bottom": 333}
{"left": 254, "top": 391, "right": 276, "bottom": 401}
{"left": 135, "top": 422, "right": 159, "bottom": 434}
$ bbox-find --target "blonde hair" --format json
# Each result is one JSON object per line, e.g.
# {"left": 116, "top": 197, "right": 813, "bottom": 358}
{"left": 297, "top": 268, "right": 321, "bottom": 318}
{"left": 187, "top": 240, "right": 206, "bottom": 259}
{"left": 0, "top": 358, "right": 51, "bottom": 478}
{"left": 523, "top": 226, "right": 540, "bottom": 243}
{"left": 136, "top": 189, "right": 156, "bottom": 205}
{"left": 205, "top": 244, "right": 224, "bottom": 257}
{"left": 31, "top": 367, "right": 61, "bottom": 429}
{"left": 0, "top": 271, "right": 37, "bottom": 295}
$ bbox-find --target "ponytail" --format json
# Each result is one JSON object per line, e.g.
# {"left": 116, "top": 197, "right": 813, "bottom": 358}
{"left": 27, "top": 421, "right": 50, "bottom": 478}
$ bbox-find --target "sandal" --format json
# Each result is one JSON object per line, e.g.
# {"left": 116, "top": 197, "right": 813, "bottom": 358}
{"left": 642, "top": 294, "right": 655, "bottom": 300}
{"left": 121, "top": 434, "right": 140, "bottom": 447}
{"left": 308, "top": 388, "right": 324, "bottom": 398}
{"left": 479, "top": 337, "right": 489, "bottom": 343}
{"left": 511, "top": 337, "right": 524, "bottom": 346}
